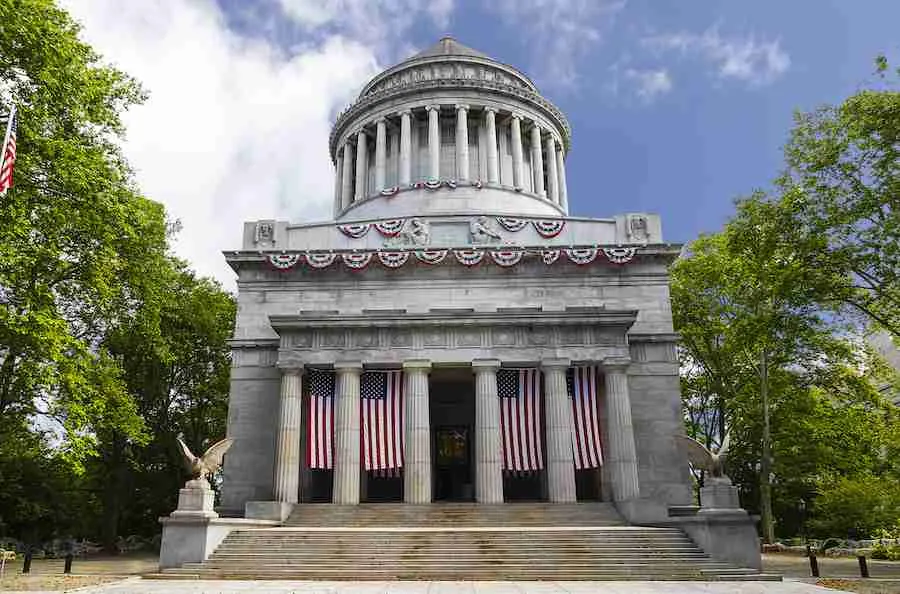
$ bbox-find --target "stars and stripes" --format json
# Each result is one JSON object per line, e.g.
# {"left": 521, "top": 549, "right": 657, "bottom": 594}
{"left": 0, "top": 106, "right": 17, "bottom": 196}
{"left": 307, "top": 369, "right": 335, "bottom": 469}
{"left": 497, "top": 368, "right": 544, "bottom": 473}
{"left": 361, "top": 370, "right": 404, "bottom": 474}
{"left": 568, "top": 366, "right": 603, "bottom": 469}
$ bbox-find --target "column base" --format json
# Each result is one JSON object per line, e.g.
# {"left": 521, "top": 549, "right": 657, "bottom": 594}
{"left": 244, "top": 501, "right": 295, "bottom": 522}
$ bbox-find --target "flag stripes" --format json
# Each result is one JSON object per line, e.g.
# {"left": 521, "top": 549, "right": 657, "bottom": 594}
{"left": 307, "top": 369, "right": 334, "bottom": 469}
{"left": 361, "top": 370, "right": 404, "bottom": 473}
{"left": 497, "top": 368, "right": 544, "bottom": 472}
{"left": 0, "top": 106, "right": 17, "bottom": 196}
{"left": 568, "top": 366, "right": 603, "bottom": 469}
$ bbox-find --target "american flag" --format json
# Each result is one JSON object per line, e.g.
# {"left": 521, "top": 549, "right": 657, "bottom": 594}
{"left": 361, "top": 370, "right": 403, "bottom": 474}
{"left": 307, "top": 369, "right": 334, "bottom": 469}
{"left": 568, "top": 366, "right": 603, "bottom": 469}
{"left": 0, "top": 106, "right": 17, "bottom": 196}
{"left": 497, "top": 368, "right": 544, "bottom": 473}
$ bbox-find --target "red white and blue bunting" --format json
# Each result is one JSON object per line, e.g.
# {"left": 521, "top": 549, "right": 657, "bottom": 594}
{"left": 415, "top": 249, "right": 448, "bottom": 265}
{"left": 377, "top": 250, "right": 409, "bottom": 268}
{"left": 565, "top": 247, "right": 600, "bottom": 266}
{"left": 453, "top": 248, "right": 485, "bottom": 267}
{"left": 541, "top": 249, "right": 561, "bottom": 265}
{"left": 473, "top": 180, "right": 484, "bottom": 189}
{"left": 424, "top": 178, "right": 442, "bottom": 190}
{"left": 338, "top": 223, "right": 370, "bottom": 238}
{"left": 603, "top": 247, "right": 637, "bottom": 264}
{"left": 374, "top": 219, "right": 405, "bottom": 237}
{"left": 490, "top": 249, "right": 524, "bottom": 267}
{"left": 380, "top": 186, "right": 400, "bottom": 197}
{"left": 306, "top": 252, "right": 338, "bottom": 268}
{"left": 267, "top": 254, "right": 301, "bottom": 271}
{"left": 496, "top": 217, "right": 529, "bottom": 232}
{"left": 342, "top": 252, "right": 373, "bottom": 270}
{"left": 533, "top": 219, "right": 565, "bottom": 238}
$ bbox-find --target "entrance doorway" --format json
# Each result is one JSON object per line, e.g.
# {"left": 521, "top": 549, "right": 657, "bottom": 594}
{"left": 430, "top": 368, "right": 475, "bottom": 501}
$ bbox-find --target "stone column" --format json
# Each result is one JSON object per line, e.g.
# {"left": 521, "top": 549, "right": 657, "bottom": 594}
{"left": 603, "top": 359, "right": 640, "bottom": 501}
{"left": 399, "top": 109, "right": 412, "bottom": 186}
{"left": 354, "top": 130, "right": 368, "bottom": 202}
{"left": 556, "top": 144, "right": 569, "bottom": 213}
{"left": 510, "top": 113, "right": 524, "bottom": 189}
{"left": 426, "top": 104, "right": 440, "bottom": 180}
{"left": 542, "top": 359, "right": 576, "bottom": 503}
{"left": 333, "top": 150, "right": 343, "bottom": 215}
{"left": 341, "top": 141, "right": 354, "bottom": 209}
{"left": 546, "top": 136, "right": 560, "bottom": 205}
{"left": 455, "top": 104, "right": 469, "bottom": 181}
{"left": 403, "top": 360, "right": 432, "bottom": 504}
{"left": 273, "top": 364, "right": 303, "bottom": 503}
{"left": 375, "top": 118, "right": 387, "bottom": 191}
{"left": 484, "top": 108, "right": 499, "bottom": 184}
{"left": 333, "top": 362, "right": 363, "bottom": 504}
{"left": 530, "top": 121, "right": 546, "bottom": 197}
{"left": 473, "top": 359, "right": 503, "bottom": 503}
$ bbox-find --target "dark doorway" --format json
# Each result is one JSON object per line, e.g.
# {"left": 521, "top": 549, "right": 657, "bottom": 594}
{"left": 307, "top": 470, "right": 333, "bottom": 502}
{"left": 503, "top": 472, "right": 545, "bottom": 501}
{"left": 430, "top": 368, "right": 475, "bottom": 501}
{"left": 575, "top": 468, "right": 603, "bottom": 501}
{"left": 433, "top": 426, "right": 472, "bottom": 501}
{"left": 364, "top": 472, "right": 403, "bottom": 502}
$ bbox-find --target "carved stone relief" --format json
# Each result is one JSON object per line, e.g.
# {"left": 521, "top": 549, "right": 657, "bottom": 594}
{"left": 626, "top": 214, "right": 650, "bottom": 243}
{"left": 385, "top": 218, "right": 430, "bottom": 247}
{"left": 469, "top": 216, "right": 504, "bottom": 245}
{"left": 254, "top": 221, "right": 276, "bottom": 246}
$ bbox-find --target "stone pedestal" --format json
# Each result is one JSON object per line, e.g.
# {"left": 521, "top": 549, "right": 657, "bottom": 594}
{"left": 700, "top": 478, "right": 741, "bottom": 510}
{"left": 677, "top": 510, "right": 761, "bottom": 570}
{"left": 170, "top": 479, "right": 217, "bottom": 519}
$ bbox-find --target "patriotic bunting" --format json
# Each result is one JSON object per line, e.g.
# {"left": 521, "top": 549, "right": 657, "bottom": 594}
{"left": 374, "top": 219, "right": 405, "bottom": 237}
{"left": 338, "top": 223, "right": 370, "bottom": 238}
{"left": 473, "top": 180, "right": 484, "bottom": 189}
{"left": 603, "top": 247, "right": 637, "bottom": 264}
{"left": 497, "top": 369, "right": 544, "bottom": 473}
{"left": 415, "top": 249, "right": 448, "bottom": 265}
{"left": 541, "top": 249, "right": 561, "bottom": 265}
{"left": 307, "top": 369, "right": 335, "bottom": 470}
{"left": 424, "top": 179, "right": 442, "bottom": 190}
{"left": 453, "top": 248, "right": 485, "bottom": 267}
{"left": 380, "top": 186, "right": 400, "bottom": 197}
{"left": 267, "top": 254, "right": 300, "bottom": 271}
{"left": 361, "top": 371, "right": 404, "bottom": 473}
{"left": 490, "top": 249, "right": 524, "bottom": 267}
{"left": 565, "top": 247, "right": 599, "bottom": 265}
{"left": 342, "top": 252, "right": 373, "bottom": 270}
{"left": 444, "top": 179, "right": 458, "bottom": 189}
{"left": 306, "top": 252, "right": 338, "bottom": 268}
{"left": 533, "top": 219, "right": 565, "bottom": 238}
{"left": 496, "top": 217, "right": 529, "bottom": 232}
{"left": 568, "top": 367, "right": 603, "bottom": 470}
{"left": 377, "top": 250, "right": 409, "bottom": 268}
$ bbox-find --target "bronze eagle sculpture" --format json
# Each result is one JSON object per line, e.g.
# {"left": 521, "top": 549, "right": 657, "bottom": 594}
{"left": 176, "top": 437, "right": 233, "bottom": 482}
{"left": 675, "top": 432, "right": 730, "bottom": 478}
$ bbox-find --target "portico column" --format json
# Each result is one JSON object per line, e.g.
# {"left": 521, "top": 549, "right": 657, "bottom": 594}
{"left": 426, "top": 104, "right": 440, "bottom": 180}
{"left": 556, "top": 144, "right": 569, "bottom": 213}
{"left": 455, "top": 104, "right": 469, "bottom": 181}
{"left": 273, "top": 364, "right": 303, "bottom": 503}
{"left": 333, "top": 150, "right": 344, "bottom": 216}
{"left": 542, "top": 359, "right": 577, "bottom": 503}
{"left": 510, "top": 113, "right": 524, "bottom": 189}
{"left": 603, "top": 358, "right": 640, "bottom": 501}
{"left": 375, "top": 118, "right": 387, "bottom": 191}
{"left": 473, "top": 359, "right": 503, "bottom": 503}
{"left": 399, "top": 110, "right": 412, "bottom": 186}
{"left": 403, "top": 360, "right": 432, "bottom": 504}
{"left": 484, "top": 108, "right": 499, "bottom": 184}
{"left": 354, "top": 130, "right": 368, "bottom": 202}
{"left": 546, "top": 136, "right": 560, "bottom": 205}
{"left": 341, "top": 141, "right": 354, "bottom": 209}
{"left": 530, "top": 122, "right": 546, "bottom": 197}
{"left": 333, "top": 362, "right": 363, "bottom": 504}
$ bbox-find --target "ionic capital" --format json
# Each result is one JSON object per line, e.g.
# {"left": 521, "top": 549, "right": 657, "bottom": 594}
{"left": 483, "top": 106, "right": 498, "bottom": 114}
{"left": 510, "top": 111, "right": 523, "bottom": 121}
{"left": 425, "top": 104, "right": 441, "bottom": 112}
{"left": 471, "top": 359, "right": 501, "bottom": 373}
{"left": 334, "top": 361, "right": 364, "bottom": 375}
{"left": 276, "top": 361, "right": 304, "bottom": 376}
{"left": 402, "top": 359, "right": 432, "bottom": 372}
{"left": 540, "top": 358, "right": 570, "bottom": 371}
{"left": 455, "top": 104, "right": 470, "bottom": 112}
{"left": 397, "top": 108, "right": 412, "bottom": 117}
{"left": 602, "top": 357, "right": 631, "bottom": 372}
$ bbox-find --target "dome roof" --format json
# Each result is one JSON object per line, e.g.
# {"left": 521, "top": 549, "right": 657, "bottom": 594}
{"left": 410, "top": 37, "right": 489, "bottom": 60}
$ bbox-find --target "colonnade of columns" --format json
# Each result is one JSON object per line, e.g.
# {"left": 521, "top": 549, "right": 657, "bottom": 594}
{"left": 332, "top": 105, "right": 569, "bottom": 213}
{"left": 272, "top": 358, "right": 639, "bottom": 506}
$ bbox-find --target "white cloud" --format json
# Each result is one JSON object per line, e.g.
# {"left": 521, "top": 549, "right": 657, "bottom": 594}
{"left": 60, "top": 0, "right": 388, "bottom": 289}
{"left": 625, "top": 68, "right": 672, "bottom": 102}
{"left": 643, "top": 26, "right": 790, "bottom": 85}
{"left": 488, "top": 0, "right": 626, "bottom": 90}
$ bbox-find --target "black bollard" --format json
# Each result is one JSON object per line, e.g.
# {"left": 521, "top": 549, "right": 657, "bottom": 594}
{"left": 63, "top": 553, "right": 73, "bottom": 574}
{"left": 806, "top": 545, "right": 820, "bottom": 577}
{"left": 22, "top": 551, "right": 32, "bottom": 574}
{"left": 858, "top": 555, "right": 869, "bottom": 578}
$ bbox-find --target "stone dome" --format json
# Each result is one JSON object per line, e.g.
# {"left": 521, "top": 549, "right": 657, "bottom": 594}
{"left": 329, "top": 38, "right": 571, "bottom": 222}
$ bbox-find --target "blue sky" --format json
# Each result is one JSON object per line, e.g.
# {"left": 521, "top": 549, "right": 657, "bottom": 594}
{"left": 64, "top": 0, "right": 899, "bottom": 284}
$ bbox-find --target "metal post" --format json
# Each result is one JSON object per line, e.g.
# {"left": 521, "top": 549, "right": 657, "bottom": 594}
{"left": 63, "top": 553, "right": 73, "bottom": 574}
{"left": 858, "top": 555, "right": 869, "bottom": 578}
{"left": 23, "top": 550, "right": 32, "bottom": 574}
{"left": 807, "top": 545, "right": 819, "bottom": 577}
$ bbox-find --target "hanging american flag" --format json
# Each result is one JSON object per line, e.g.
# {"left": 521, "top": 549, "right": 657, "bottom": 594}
{"left": 497, "top": 368, "right": 544, "bottom": 473}
{"left": 0, "top": 106, "right": 17, "bottom": 196}
{"left": 360, "top": 370, "right": 403, "bottom": 473}
{"left": 307, "top": 369, "right": 334, "bottom": 470}
{"left": 568, "top": 366, "right": 603, "bottom": 469}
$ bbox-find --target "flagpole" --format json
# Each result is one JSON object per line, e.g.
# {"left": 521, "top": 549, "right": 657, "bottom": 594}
{"left": 0, "top": 105, "right": 15, "bottom": 196}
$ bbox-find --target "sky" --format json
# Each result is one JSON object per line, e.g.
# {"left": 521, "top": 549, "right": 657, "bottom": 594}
{"left": 61, "top": 0, "right": 899, "bottom": 289}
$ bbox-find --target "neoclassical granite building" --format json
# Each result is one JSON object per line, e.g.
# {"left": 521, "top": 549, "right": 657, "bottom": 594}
{"left": 221, "top": 38, "right": 691, "bottom": 520}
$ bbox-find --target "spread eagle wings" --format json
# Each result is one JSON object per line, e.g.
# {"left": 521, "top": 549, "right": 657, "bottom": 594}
{"left": 674, "top": 435, "right": 715, "bottom": 471}
{"left": 201, "top": 438, "right": 234, "bottom": 470}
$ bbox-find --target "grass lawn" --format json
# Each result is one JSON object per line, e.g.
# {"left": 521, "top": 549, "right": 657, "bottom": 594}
{"left": 764, "top": 553, "right": 900, "bottom": 593}
{"left": 0, "top": 552, "right": 156, "bottom": 592}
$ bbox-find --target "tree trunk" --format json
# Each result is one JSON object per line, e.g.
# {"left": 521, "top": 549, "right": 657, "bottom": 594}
{"left": 759, "top": 350, "right": 776, "bottom": 544}
{"left": 101, "top": 434, "right": 124, "bottom": 554}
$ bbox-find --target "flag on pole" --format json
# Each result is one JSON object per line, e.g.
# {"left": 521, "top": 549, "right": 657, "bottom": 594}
{"left": 307, "top": 369, "right": 334, "bottom": 470}
{"left": 568, "top": 366, "right": 603, "bottom": 469}
{"left": 360, "top": 370, "right": 403, "bottom": 474}
{"left": 0, "top": 106, "right": 17, "bottom": 196}
{"left": 497, "top": 368, "right": 544, "bottom": 473}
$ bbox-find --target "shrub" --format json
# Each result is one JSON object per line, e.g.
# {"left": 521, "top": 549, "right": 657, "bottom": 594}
{"left": 808, "top": 476, "right": 900, "bottom": 539}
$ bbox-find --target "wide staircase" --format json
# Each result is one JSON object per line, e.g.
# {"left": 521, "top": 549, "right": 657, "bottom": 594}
{"left": 158, "top": 503, "right": 777, "bottom": 581}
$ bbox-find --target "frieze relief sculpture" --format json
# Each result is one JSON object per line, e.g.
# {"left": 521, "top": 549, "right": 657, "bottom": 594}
{"left": 469, "top": 216, "right": 503, "bottom": 244}
{"left": 384, "top": 218, "right": 430, "bottom": 247}
{"left": 254, "top": 221, "right": 275, "bottom": 245}
{"left": 626, "top": 214, "right": 650, "bottom": 243}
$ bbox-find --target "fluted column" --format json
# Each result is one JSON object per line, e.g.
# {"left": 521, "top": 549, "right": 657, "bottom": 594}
{"left": 603, "top": 359, "right": 640, "bottom": 501}
{"left": 542, "top": 359, "right": 576, "bottom": 503}
{"left": 556, "top": 144, "right": 569, "bottom": 213}
{"left": 333, "top": 362, "right": 363, "bottom": 504}
{"left": 354, "top": 130, "right": 368, "bottom": 202}
{"left": 374, "top": 118, "right": 387, "bottom": 191}
{"left": 530, "top": 122, "right": 546, "bottom": 197}
{"left": 333, "top": 150, "right": 344, "bottom": 215}
{"left": 273, "top": 365, "right": 303, "bottom": 503}
{"left": 473, "top": 359, "right": 503, "bottom": 503}
{"left": 510, "top": 113, "right": 524, "bottom": 189}
{"left": 341, "top": 141, "right": 354, "bottom": 209}
{"left": 399, "top": 110, "right": 412, "bottom": 186}
{"left": 546, "top": 136, "right": 560, "bottom": 205}
{"left": 485, "top": 108, "right": 499, "bottom": 184}
{"left": 426, "top": 104, "right": 440, "bottom": 180}
{"left": 455, "top": 104, "right": 469, "bottom": 181}
{"left": 403, "top": 360, "right": 432, "bottom": 504}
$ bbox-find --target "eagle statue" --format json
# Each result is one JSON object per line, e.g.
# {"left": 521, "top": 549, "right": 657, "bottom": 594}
{"left": 176, "top": 436, "right": 233, "bottom": 484}
{"left": 675, "top": 432, "right": 730, "bottom": 479}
